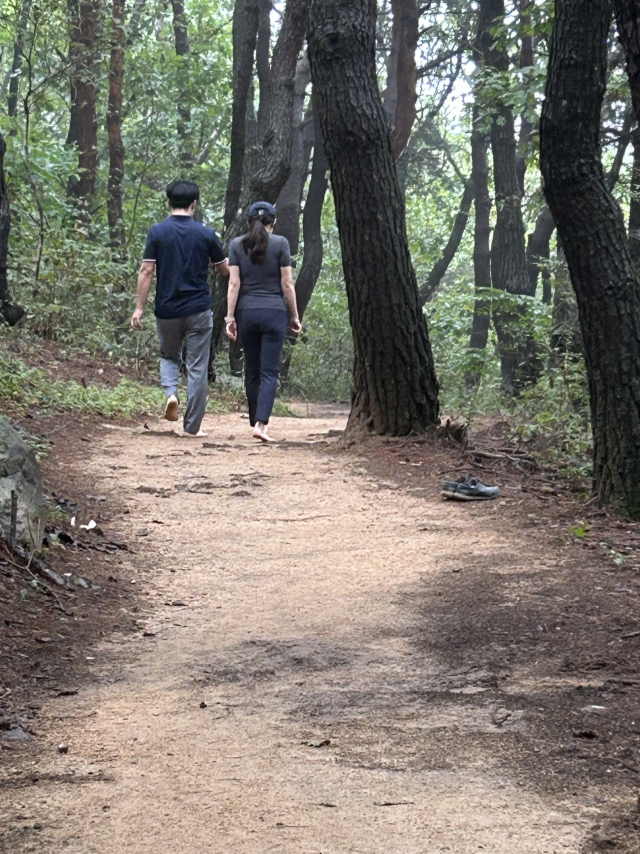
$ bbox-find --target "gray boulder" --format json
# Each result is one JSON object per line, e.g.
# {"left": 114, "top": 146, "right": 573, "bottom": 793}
{"left": 0, "top": 419, "right": 47, "bottom": 549}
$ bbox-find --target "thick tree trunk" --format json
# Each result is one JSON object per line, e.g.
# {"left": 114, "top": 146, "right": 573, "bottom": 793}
{"left": 383, "top": 0, "right": 420, "bottom": 161}
{"left": 107, "top": 0, "right": 126, "bottom": 255}
{"left": 274, "top": 56, "right": 312, "bottom": 255}
{"left": 0, "top": 133, "right": 24, "bottom": 326}
{"left": 7, "top": 0, "right": 32, "bottom": 120}
{"left": 479, "top": 0, "right": 540, "bottom": 394}
{"left": 525, "top": 204, "right": 555, "bottom": 300}
{"left": 466, "top": 105, "right": 492, "bottom": 388}
{"left": 541, "top": 0, "right": 640, "bottom": 517}
{"left": 308, "top": 0, "right": 439, "bottom": 436}
{"left": 614, "top": 0, "right": 640, "bottom": 119}
{"left": 224, "top": 0, "right": 261, "bottom": 230}
{"left": 67, "top": 0, "right": 100, "bottom": 224}
{"left": 549, "top": 245, "right": 581, "bottom": 361}
{"left": 171, "top": 0, "right": 193, "bottom": 169}
{"left": 419, "top": 181, "right": 474, "bottom": 304}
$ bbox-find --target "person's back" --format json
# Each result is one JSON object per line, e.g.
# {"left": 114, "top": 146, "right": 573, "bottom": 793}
{"left": 146, "top": 215, "right": 225, "bottom": 319}
{"left": 228, "top": 233, "right": 290, "bottom": 311}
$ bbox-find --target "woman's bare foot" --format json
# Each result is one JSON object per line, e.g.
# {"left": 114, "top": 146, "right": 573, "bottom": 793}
{"left": 253, "top": 422, "right": 276, "bottom": 443}
{"left": 174, "top": 428, "right": 208, "bottom": 438}
{"left": 163, "top": 394, "right": 179, "bottom": 422}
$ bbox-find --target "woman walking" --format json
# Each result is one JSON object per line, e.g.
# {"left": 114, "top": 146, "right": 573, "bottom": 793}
{"left": 226, "top": 202, "right": 302, "bottom": 442}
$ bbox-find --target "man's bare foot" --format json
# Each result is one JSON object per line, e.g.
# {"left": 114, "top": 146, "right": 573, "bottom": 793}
{"left": 174, "top": 428, "right": 208, "bottom": 438}
{"left": 253, "top": 422, "right": 276, "bottom": 443}
{"left": 163, "top": 394, "right": 179, "bottom": 422}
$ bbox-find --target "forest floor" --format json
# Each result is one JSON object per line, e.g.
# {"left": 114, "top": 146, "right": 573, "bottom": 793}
{"left": 1, "top": 403, "right": 640, "bottom": 853}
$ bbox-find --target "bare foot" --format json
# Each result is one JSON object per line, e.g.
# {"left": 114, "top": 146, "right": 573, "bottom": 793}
{"left": 174, "top": 428, "right": 208, "bottom": 438}
{"left": 253, "top": 422, "right": 276, "bottom": 443}
{"left": 163, "top": 395, "right": 179, "bottom": 422}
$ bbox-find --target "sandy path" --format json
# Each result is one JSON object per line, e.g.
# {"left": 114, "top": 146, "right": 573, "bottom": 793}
{"left": 1, "top": 411, "right": 592, "bottom": 853}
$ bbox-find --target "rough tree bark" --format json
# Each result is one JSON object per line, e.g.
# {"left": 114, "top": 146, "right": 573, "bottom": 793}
{"left": 7, "top": 0, "right": 32, "bottom": 120}
{"left": 308, "top": 0, "right": 439, "bottom": 436}
{"left": 171, "top": 0, "right": 193, "bottom": 168}
{"left": 274, "top": 56, "right": 312, "bottom": 254}
{"left": 107, "top": 0, "right": 126, "bottom": 254}
{"left": 67, "top": 0, "right": 100, "bottom": 224}
{"left": 0, "top": 133, "right": 24, "bottom": 326}
{"left": 541, "top": 0, "right": 640, "bottom": 517}
{"left": 224, "top": 0, "right": 261, "bottom": 229}
{"left": 466, "top": 104, "right": 492, "bottom": 388}
{"left": 515, "top": 0, "right": 534, "bottom": 196}
{"left": 383, "top": 0, "right": 420, "bottom": 161}
{"left": 478, "top": 0, "right": 540, "bottom": 394}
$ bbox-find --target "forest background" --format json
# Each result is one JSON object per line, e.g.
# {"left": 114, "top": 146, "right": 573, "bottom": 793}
{"left": 0, "top": 0, "right": 632, "bottom": 479}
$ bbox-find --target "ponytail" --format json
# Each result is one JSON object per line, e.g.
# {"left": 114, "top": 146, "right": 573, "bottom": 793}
{"left": 242, "top": 211, "right": 276, "bottom": 264}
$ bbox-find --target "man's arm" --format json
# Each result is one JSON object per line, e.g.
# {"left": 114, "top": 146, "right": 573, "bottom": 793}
{"left": 131, "top": 261, "right": 155, "bottom": 330}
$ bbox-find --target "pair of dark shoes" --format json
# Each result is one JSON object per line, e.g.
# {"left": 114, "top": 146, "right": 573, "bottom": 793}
{"left": 441, "top": 475, "right": 500, "bottom": 501}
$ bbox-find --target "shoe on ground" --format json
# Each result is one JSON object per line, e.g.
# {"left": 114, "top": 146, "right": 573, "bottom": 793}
{"left": 163, "top": 394, "right": 179, "bottom": 422}
{"left": 441, "top": 475, "right": 500, "bottom": 501}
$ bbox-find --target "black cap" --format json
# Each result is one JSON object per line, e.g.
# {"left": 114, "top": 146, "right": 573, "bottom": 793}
{"left": 248, "top": 201, "right": 276, "bottom": 217}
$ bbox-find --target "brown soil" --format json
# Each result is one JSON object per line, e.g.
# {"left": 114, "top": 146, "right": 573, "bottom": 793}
{"left": 1, "top": 408, "right": 639, "bottom": 853}
{"left": 3, "top": 335, "right": 151, "bottom": 388}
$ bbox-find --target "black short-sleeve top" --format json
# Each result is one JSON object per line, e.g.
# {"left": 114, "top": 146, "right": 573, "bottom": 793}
{"left": 228, "top": 234, "right": 292, "bottom": 311}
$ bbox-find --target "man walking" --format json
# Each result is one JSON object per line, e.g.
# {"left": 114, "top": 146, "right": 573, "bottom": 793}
{"left": 131, "top": 180, "right": 228, "bottom": 437}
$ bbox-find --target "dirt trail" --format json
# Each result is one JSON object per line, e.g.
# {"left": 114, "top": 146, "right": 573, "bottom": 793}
{"left": 0, "top": 410, "right": 626, "bottom": 852}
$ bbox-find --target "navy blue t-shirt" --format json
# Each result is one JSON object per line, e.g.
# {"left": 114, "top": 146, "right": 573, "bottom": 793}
{"left": 143, "top": 215, "right": 227, "bottom": 319}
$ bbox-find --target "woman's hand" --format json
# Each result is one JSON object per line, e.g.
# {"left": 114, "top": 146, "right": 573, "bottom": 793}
{"left": 225, "top": 316, "right": 237, "bottom": 341}
{"left": 289, "top": 316, "right": 302, "bottom": 335}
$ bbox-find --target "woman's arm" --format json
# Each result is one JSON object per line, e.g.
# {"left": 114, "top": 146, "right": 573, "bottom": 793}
{"left": 225, "top": 265, "right": 241, "bottom": 340}
{"left": 280, "top": 266, "right": 302, "bottom": 333}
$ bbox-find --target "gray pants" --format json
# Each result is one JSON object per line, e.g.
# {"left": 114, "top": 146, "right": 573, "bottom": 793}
{"left": 156, "top": 309, "right": 212, "bottom": 434}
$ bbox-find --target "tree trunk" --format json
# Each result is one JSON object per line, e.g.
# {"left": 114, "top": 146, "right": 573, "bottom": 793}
{"left": 541, "top": 0, "right": 640, "bottom": 518}
{"left": 67, "top": 0, "right": 100, "bottom": 224}
{"left": 515, "top": 0, "right": 534, "bottom": 195}
{"left": 308, "top": 0, "right": 439, "bottom": 436}
{"left": 479, "top": 0, "right": 540, "bottom": 394}
{"left": 274, "top": 56, "right": 312, "bottom": 254}
{"left": 65, "top": 0, "right": 82, "bottom": 148}
{"left": 245, "top": 0, "right": 310, "bottom": 207}
{"left": 7, "top": 0, "right": 32, "bottom": 120}
{"left": 256, "top": 0, "right": 272, "bottom": 141}
{"left": 280, "top": 97, "right": 329, "bottom": 384}
{"left": 171, "top": 0, "right": 193, "bottom": 169}
{"left": 614, "top": 0, "right": 640, "bottom": 120}
{"left": 0, "top": 133, "right": 24, "bottom": 326}
{"left": 224, "top": 0, "right": 261, "bottom": 230}
{"left": 383, "top": 0, "right": 420, "bottom": 161}
{"left": 419, "top": 181, "right": 474, "bottom": 304}
{"left": 549, "top": 245, "right": 581, "bottom": 362}
{"left": 466, "top": 105, "right": 492, "bottom": 388}
{"left": 107, "top": 0, "right": 126, "bottom": 255}
{"left": 525, "top": 204, "right": 555, "bottom": 300}
{"left": 630, "top": 125, "right": 640, "bottom": 267}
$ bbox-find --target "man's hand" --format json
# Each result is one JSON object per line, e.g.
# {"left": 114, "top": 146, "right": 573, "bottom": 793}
{"left": 289, "top": 316, "right": 302, "bottom": 335}
{"left": 131, "top": 306, "right": 144, "bottom": 330}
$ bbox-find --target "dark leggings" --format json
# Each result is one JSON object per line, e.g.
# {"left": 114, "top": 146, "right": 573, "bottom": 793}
{"left": 236, "top": 308, "right": 288, "bottom": 425}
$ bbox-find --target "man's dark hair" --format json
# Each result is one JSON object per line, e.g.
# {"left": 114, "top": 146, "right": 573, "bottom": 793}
{"left": 166, "top": 179, "right": 200, "bottom": 209}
